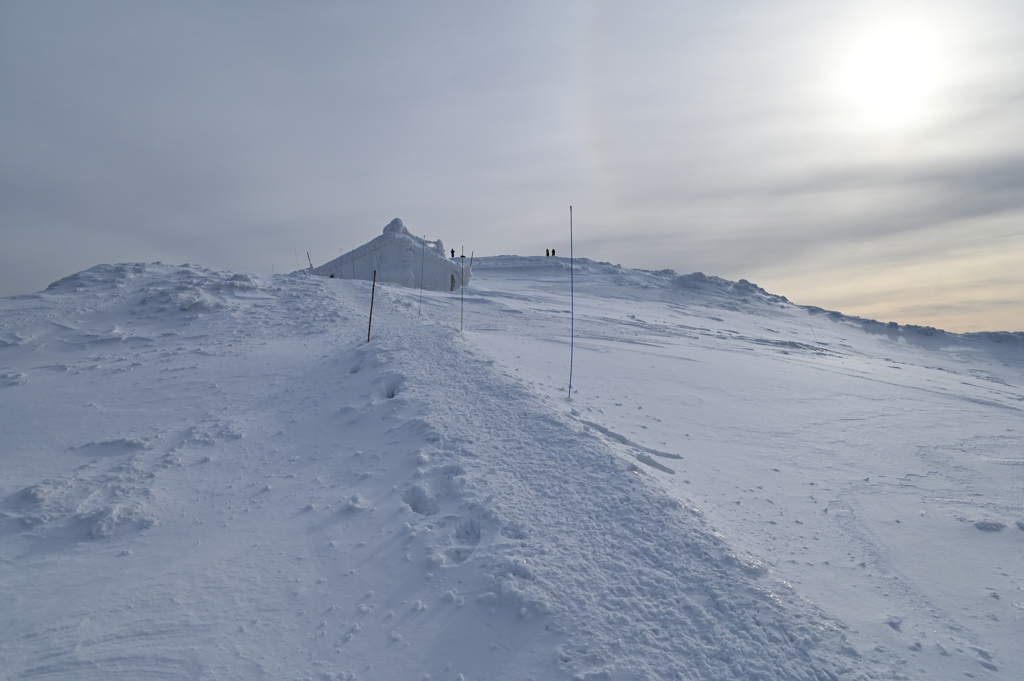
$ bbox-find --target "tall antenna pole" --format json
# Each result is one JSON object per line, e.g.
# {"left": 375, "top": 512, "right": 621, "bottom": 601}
{"left": 568, "top": 206, "right": 574, "bottom": 400}
{"left": 460, "top": 246, "right": 466, "bottom": 332}
{"left": 419, "top": 235, "right": 425, "bottom": 317}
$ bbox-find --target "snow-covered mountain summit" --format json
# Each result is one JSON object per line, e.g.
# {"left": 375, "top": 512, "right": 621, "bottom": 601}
{"left": 1, "top": 259, "right": 1021, "bottom": 680}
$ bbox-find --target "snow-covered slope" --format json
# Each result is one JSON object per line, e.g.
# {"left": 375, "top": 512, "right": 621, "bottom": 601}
{"left": 1, "top": 259, "right": 1021, "bottom": 680}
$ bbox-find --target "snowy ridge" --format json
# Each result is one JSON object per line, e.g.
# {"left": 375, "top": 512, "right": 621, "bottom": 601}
{"left": 1, "top": 260, "right": 1022, "bottom": 680}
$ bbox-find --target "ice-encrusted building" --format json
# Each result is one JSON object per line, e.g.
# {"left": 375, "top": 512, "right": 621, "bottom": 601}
{"left": 310, "top": 218, "right": 470, "bottom": 292}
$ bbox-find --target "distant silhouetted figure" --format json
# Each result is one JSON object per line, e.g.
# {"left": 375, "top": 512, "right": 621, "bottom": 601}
{"left": 546, "top": 249, "right": 550, "bottom": 257}
{"left": 552, "top": 248, "right": 556, "bottom": 257}
{"left": 451, "top": 248, "right": 455, "bottom": 258}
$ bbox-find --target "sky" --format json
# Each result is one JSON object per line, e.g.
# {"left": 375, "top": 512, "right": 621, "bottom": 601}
{"left": 2, "top": 0, "right": 1022, "bottom": 332}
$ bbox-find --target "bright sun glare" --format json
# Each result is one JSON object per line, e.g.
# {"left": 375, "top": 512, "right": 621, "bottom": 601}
{"left": 839, "top": 23, "right": 943, "bottom": 127}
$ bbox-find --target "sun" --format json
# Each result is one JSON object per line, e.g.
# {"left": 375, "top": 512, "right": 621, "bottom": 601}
{"left": 838, "top": 22, "right": 943, "bottom": 127}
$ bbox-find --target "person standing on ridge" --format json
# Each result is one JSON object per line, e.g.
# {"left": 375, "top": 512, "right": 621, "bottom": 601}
{"left": 451, "top": 248, "right": 455, "bottom": 258}
{"left": 546, "top": 249, "right": 550, "bottom": 257}
{"left": 552, "top": 248, "right": 556, "bottom": 257}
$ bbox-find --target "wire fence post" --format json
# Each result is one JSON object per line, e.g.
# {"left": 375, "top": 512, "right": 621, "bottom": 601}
{"left": 367, "top": 270, "right": 377, "bottom": 343}
{"left": 419, "top": 235, "right": 425, "bottom": 317}
{"left": 569, "top": 206, "right": 574, "bottom": 401}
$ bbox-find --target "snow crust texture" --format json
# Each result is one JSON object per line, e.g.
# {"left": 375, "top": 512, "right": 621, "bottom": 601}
{"left": 1, "top": 259, "right": 1021, "bottom": 680}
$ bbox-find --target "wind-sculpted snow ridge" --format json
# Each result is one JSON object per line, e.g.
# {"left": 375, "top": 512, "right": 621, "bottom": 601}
{"left": 476, "top": 256, "right": 789, "bottom": 303}
{"left": 2, "top": 260, "right": 1021, "bottom": 679}
{"left": 476, "top": 255, "right": 1024, "bottom": 340}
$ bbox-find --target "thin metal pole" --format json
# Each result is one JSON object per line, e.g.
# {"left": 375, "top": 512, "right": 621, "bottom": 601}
{"left": 460, "top": 247, "right": 465, "bottom": 331}
{"left": 419, "top": 235, "right": 425, "bottom": 317}
{"left": 367, "top": 270, "right": 376, "bottom": 343}
{"left": 569, "top": 206, "right": 574, "bottom": 400}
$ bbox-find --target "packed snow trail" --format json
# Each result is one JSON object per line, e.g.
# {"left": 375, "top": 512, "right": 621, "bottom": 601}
{"left": 373, "top": 288, "right": 871, "bottom": 680}
{"left": 1, "top": 260, "right": 1021, "bottom": 679}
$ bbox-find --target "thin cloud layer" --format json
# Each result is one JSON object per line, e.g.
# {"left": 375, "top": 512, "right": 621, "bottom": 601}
{"left": 1, "top": 0, "right": 1021, "bottom": 331}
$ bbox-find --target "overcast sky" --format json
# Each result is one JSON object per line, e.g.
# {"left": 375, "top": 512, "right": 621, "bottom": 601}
{"left": 2, "top": 0, "right": 1022, "bottom": 331}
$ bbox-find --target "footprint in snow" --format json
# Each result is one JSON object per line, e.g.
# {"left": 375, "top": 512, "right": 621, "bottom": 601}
{"left": 974, "top": 520, "right": 1006, "bottom": 532}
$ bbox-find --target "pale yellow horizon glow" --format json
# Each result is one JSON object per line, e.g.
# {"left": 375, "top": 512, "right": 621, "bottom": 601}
{"left": 749, "top": 211, "right": 1024, "bottom": 334}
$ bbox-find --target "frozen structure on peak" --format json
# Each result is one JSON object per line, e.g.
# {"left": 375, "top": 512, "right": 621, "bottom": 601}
{"left": 310, "top": 218, "right": 470, "bottom": 291}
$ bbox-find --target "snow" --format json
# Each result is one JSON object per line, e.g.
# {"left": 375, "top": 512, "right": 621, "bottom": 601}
{"left": 1, "top": 257, "right": 1021, "bottom": 680}
{"left": 311, "top": 218, "right": 470, "bottom": 292}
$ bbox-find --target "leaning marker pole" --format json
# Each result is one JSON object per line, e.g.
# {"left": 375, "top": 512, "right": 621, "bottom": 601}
{"left": 367, "top": 270, "right": 377, "bottom": 343}
{"left": 568, "top": 206, "right": 575, "bottom": 400}
{"left": 460, "top": 247, "right": 466, "bottom": 332}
